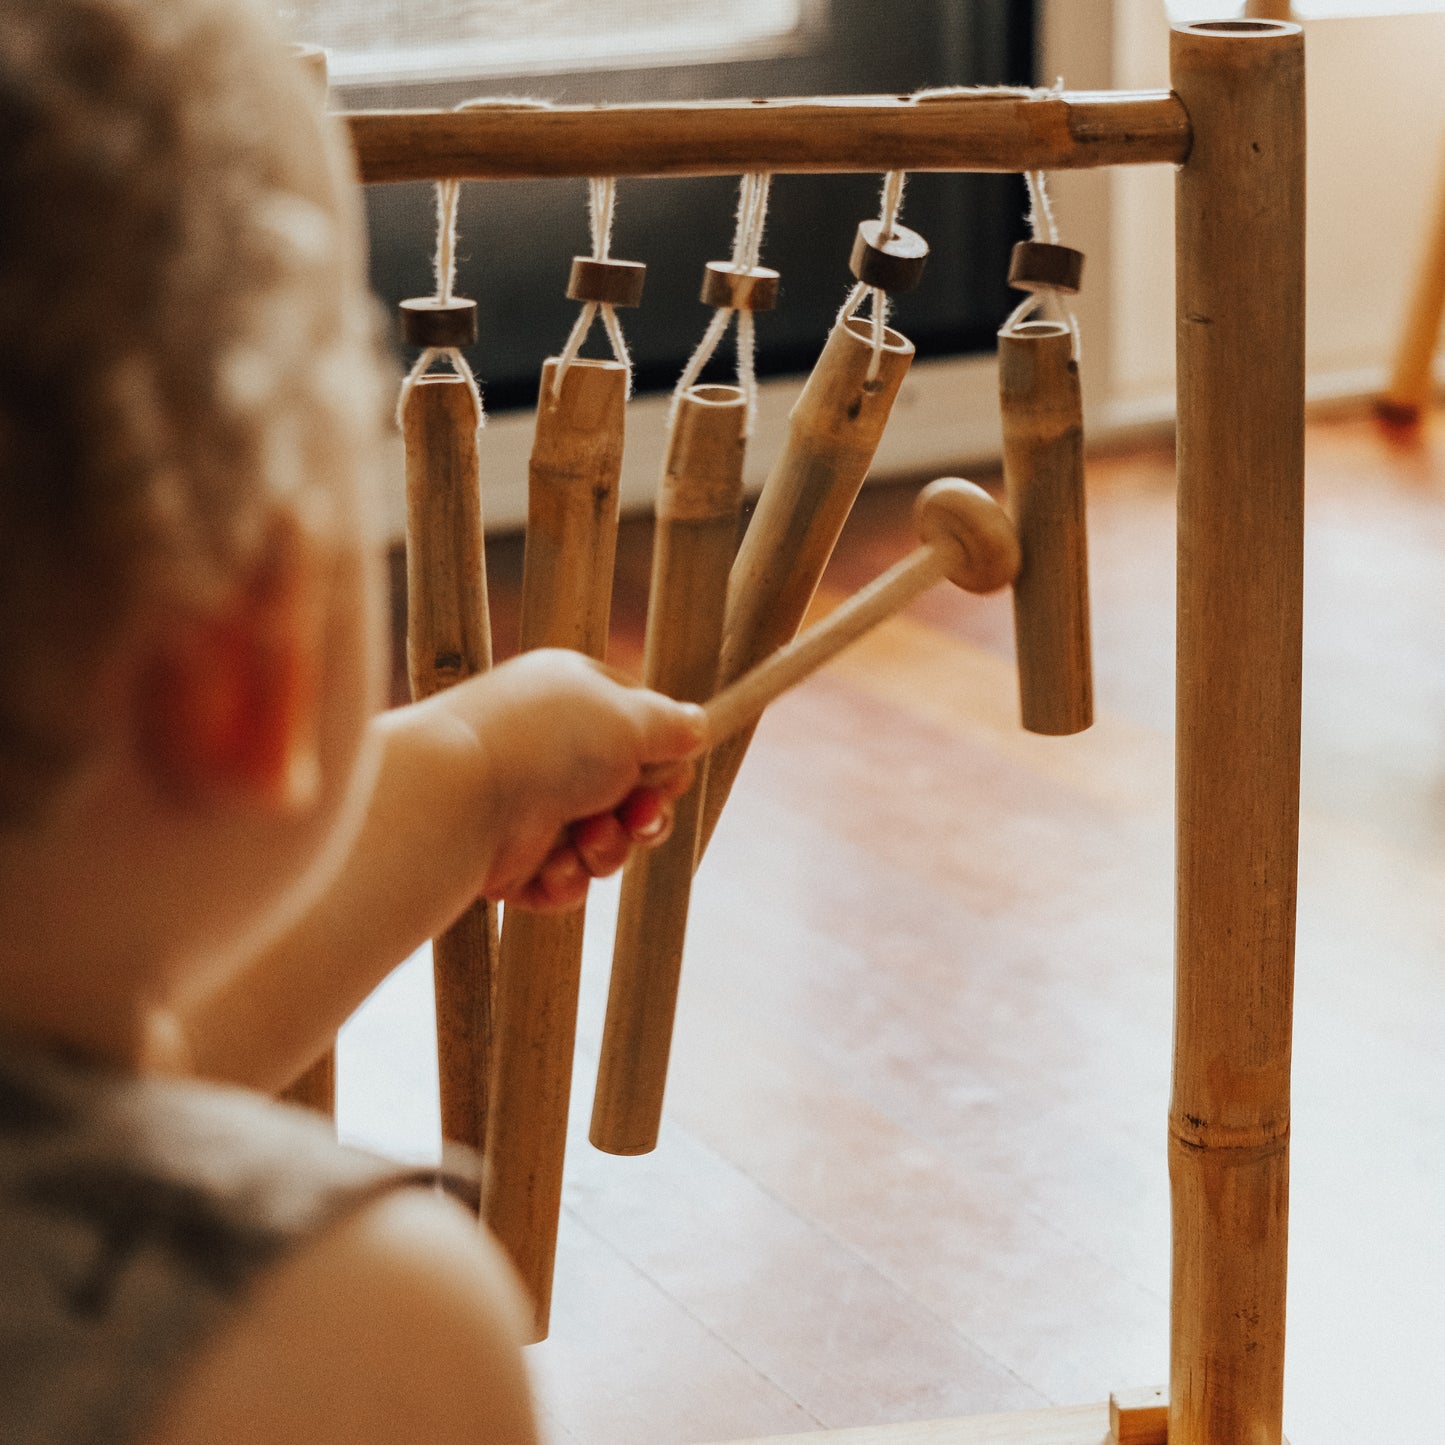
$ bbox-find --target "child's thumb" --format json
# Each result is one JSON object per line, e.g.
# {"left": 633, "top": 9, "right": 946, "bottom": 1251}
{"left": 631, "top": 690, "right": 708, "bottom": 760}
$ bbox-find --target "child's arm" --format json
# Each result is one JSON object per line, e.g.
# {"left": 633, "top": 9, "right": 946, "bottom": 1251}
{"left": 147, "top": 1188, "right": 539, "bottom": 1445}
{"left": 170, "top": 650, "right": 706, "bottom": 1094}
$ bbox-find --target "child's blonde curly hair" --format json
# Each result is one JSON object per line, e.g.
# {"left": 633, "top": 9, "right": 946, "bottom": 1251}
{"left": 0, "top": 0, "right": 391, "bottom": 822}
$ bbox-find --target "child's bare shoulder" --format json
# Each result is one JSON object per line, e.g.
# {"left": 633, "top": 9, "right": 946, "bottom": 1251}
{"left": 147, "top": 1188, "right": 538, "bottom": 1445}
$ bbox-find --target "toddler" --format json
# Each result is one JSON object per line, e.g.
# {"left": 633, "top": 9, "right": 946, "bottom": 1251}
{"left": 0, "top": 1, "right": 704, "bottom": 1441}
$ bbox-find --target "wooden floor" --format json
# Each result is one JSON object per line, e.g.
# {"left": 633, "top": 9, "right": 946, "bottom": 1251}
{"left": 340, "top": 405, "right": 1445, "bottom": 1445}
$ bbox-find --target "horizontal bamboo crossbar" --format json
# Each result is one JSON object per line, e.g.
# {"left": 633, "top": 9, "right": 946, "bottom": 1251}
{"left": 346, "top": 89, "right": 1190, "bottom": 184}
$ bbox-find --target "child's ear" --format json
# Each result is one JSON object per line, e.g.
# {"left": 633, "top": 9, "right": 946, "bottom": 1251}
{"left": 140, "top": 516, "right": 324, "bottom": 813}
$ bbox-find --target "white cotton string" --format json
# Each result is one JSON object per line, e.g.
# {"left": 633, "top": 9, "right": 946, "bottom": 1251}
{"left": 1025, "top": 169, "right": 1060, "bottom": 246}
{"left": 395, "top": 177, "right": 485, "bottom": 426}
{"left": 591, "top": 176, "right": 616, "bottom": 259}
{"left": 836, "top": 170, "right": 907, "bottom": 385}
{"left": 552, "top": 176, "right": 634, "bottom": 398}
{"left": 671, "top": 306, "right": 733, "bottom": 412}
{"left": 1002, "top": 163, "right": 1081, "bottom": 359}
{"left": 436, "top": 179, "right": 461, "bottom": 303}
{"left": 398, "top": 96, "right": 561, "bottom": 425}
{"left": 880, "top": 169, "right": 906, "bottom": 235}
{"left": 671, "top": 171, "right": 772, "bottom": 436}
{"left": 397, "top": 97, "right": 511, "bottom": 429}
{"left": 908, "top": 80, "right": 1078, "bottom": 353}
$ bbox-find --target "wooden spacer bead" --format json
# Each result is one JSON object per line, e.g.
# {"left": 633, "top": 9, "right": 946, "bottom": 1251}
{"left": 849, "top": 219, "right": 930, "bottom": 294}
{"left": 399, "top": 297, "right": 478, "bottom": 348}
{"left": 567, "top": 257, "right": 647, "bottom": 307}
{"left": 699, "top": 262, "right": 780, "bottom": 312}
{"left": 1008, "top": 240, "right": 1085, "bottom": 295}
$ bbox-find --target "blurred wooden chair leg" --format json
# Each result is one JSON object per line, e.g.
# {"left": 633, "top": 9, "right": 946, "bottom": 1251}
{"left": 1378, "top": 145, "right": 1445, "bottom": 426}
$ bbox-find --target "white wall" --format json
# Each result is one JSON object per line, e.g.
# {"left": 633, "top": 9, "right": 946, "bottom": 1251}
{"left": 380, "top": 4, "right": 1445, "bottom": 533}
{"left": 1106, "top": 0, "right": 1445, "bottom": 422}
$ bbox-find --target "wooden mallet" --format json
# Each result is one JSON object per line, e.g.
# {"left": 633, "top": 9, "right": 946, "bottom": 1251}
{"left": 599, "top": 478, "right": 1018, "bottom": 1154}
{"left": 700, "top": 478, "right": 1020, "bottom": 745}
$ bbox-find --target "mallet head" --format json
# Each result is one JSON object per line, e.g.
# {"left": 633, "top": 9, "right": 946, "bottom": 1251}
{"left": 914, "top": 477, "right": 1022, "bottom": 594}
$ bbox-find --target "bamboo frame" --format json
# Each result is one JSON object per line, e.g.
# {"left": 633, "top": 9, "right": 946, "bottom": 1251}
{"left": 354, "top": 26, "right": 1305, "bottom": 1440}
{"left": 347, "top": 91, "right": 1190, "bottom": 185}
{"left": 1170, "top": 21, "right": 1304, "bottom": 1445}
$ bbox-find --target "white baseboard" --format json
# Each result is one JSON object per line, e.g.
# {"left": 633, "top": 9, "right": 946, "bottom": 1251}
{"left": 378, "top": 354, "right": 1403, "bottom": 545}
{"left": 378, "top": 349, "right": 1004, "bottom": 541}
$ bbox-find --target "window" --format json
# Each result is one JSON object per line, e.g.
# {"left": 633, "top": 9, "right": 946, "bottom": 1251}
{"left": 1165, "top": 1, "right": 1445, "bottom": 17}
{"left": 286, "top": 1, "right": 1035, "bottom": 409}
{"left": 281, "top": 0, "right": 811, "bottom": 84}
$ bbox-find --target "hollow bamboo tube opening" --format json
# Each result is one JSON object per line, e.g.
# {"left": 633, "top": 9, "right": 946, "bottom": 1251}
{"left": 401, "top": 375, "right": 498, "bottom": 1158}
{"left": 697, "top": 314, "right": 914, "bottom": 856}
{"left": 999, "top": 319, "right": 1093, "bottom": 735}
{"left": 591, "top": 385, "right": 748, "bottom": 1157}
{"left": 1170, "top": 19, "right": 1304, "bottom": 1445}
{"left": 486, "top": 356, "right": 627, "bottom": 1341}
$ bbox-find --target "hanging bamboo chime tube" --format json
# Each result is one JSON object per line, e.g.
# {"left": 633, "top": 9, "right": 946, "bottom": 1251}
{"left": 999, "top": 318, "right": 1093, "bottom": 735}
{"left": 279, "top": 38, "right": 336, "bottom": 1120}
{"left": 400, "top": 373, "right": 498, "bottom": 1158}
{"left": 590, "top": 384, "right": 748, "bottom": 1158}
{"left": 486, "top": 356, "right": 627, "bottom": 1342}
{"left": 1170, "top": 19, "right": 1304, "bottom": 1445}
{"left": 697, "top": 314, "right": 914, "bottom": 853}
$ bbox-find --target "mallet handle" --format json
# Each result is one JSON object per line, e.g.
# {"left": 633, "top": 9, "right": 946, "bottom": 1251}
{"left": 703, "top": 544, "right": 948, "bottom": 746}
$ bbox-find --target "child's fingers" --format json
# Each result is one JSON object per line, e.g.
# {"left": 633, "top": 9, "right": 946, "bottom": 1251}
{"left": 616, "top": 788, "right": 674, "bottom": 846}
{"left": 635, "top": 757, "right": 696, "bottom": 800}
{"left": 530, "top": 844, "right": 590, "bottom": 911}
{"left": 570, "top": 811, "right": 632, "bottom": 878}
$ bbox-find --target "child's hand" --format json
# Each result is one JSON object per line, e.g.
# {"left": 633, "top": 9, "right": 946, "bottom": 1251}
{"left": 435, "top": 650, "right": 707, "bottom": 912}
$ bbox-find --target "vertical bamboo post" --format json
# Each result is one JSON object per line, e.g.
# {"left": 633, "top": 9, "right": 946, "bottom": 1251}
{"left": 1170, "top": 20, "right": 1304, "bottom": 1445}
{"left": 279, "top": 38, "right": 336, "bottom": 1121}
{"left": 999, "top": 319, "right": 1092, "bottom": 735}
{"left": 697, "top": 315, "right": 914, "bottom": 854}
{"left": 400, "top": 375, "right": 498, "bottom": 1159}
{"left": 486, "top": 356, "right": 627, "bottom": 1341}
{"left": 590, "top": 385, "right": 748, "bottom": 1157}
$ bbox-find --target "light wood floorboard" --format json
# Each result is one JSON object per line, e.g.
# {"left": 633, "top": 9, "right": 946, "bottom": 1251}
{"left": 351, "top": 407, "right": 1445, "bottom": 1444}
